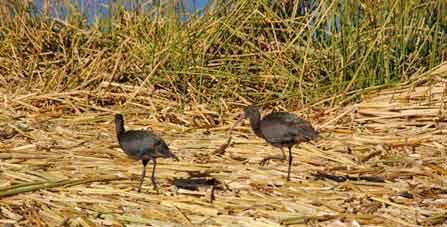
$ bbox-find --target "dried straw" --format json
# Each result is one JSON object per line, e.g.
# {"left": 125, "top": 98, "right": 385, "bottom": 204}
{"left": 1, "top": 63, "right": 447, "bottom": 226}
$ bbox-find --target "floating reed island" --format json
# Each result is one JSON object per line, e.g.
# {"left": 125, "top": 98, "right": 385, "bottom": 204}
{"left": 0, "top": 63, "right": 446, "bottom": 226}
{"left": 0, "top": 0, "right": 446, "bottom": 226}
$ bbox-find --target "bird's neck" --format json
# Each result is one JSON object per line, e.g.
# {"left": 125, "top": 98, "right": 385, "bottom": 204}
{"left": 115, "top": 120, "right": 125, "bottom": 138}
{"left": 248, "top": 114, "right": 264, "bottom": 138}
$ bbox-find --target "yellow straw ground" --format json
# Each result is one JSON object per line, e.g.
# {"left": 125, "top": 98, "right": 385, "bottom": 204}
{"left": 1, "top": 63, "right": 447, "bottom": 226}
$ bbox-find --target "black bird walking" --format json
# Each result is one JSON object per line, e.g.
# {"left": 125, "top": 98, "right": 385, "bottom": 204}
{"left": 232, "top": 106, "right": 318, "bottom": 181}
{"left": 115, "top": 114, "right": 179, "bottom": 192}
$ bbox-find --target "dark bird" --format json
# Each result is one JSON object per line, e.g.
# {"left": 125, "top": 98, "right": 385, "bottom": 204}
{"left": 115, "top": 114, "right": 178, "bottom": 192}
{"left": 232, "top": 106, "right": 318, "bottom": 181}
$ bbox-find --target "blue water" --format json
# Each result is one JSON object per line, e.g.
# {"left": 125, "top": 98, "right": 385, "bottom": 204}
{"left": 32, "top": 0, "right": 210, "bottom": 24}
{"left": 30, "top": 0, "right": 339, "bottom": 40}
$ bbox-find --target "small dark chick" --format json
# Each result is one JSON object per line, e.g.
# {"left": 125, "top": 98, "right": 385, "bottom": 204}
{"left": 115, "top": 114, "right": 178, "bottom": 192}
{"left": 232, "top": 106, "right": 318, "bottom": 181}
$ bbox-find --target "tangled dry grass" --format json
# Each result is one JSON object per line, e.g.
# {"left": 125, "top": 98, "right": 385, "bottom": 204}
{"left": 0, "top": 63, "right": 446, "bottom": 226}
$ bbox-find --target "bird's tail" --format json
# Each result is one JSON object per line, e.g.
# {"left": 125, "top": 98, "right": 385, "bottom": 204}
{"left": 159, "top": 141, "right": 180, "bottom": 161}
{"left": 301, "top": 125, "right": 320, "bottom": 141}
{"left": 311, "top": 130, "right": 320, "bottom": 140}
{"left": 170, "top": 152, "right": 180, "bottom": 161}
{"left": 165, "top": 149, "right": 179, "bottom": 161}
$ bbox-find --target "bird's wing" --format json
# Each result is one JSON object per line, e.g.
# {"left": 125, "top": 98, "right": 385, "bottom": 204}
{"left": 120, "top": 131, "right": 162, "bottom": 158}
{"left": 261, "top": 112, "right": 318, "bottom": 144}
{"left": 134, "top": 131, "right": 175, "bottom": 159}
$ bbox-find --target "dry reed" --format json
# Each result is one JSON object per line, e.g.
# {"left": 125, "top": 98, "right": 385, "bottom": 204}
{"left": 0, "top": 63, "right": 447, "bottom": 226}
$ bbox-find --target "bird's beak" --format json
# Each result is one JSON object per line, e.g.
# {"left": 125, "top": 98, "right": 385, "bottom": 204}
{"left": 228, "top": 111, "right": 245, "bottom": 135}
{"left": 235, "top": 111, "right": 246, "bottom": 125}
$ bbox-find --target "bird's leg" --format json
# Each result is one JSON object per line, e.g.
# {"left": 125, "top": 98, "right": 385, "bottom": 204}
{"left": 259, "top": 147, "right": 287, "bottom": 166}
{"left": 138, "top": 159, "right": 149, "bottom": 192}
{"left": 151, "top": 158, "right": 158, "bottom": 191}
{"left": 287, "top": 147, "right": 293, "bottom": 181}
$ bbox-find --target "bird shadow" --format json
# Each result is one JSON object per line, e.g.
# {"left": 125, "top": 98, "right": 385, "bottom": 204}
{"left": 171, "top": 171, "right": 219, "bottom": 191}
{"left": 169, "top": 171, "right": 221, "bottom": 202}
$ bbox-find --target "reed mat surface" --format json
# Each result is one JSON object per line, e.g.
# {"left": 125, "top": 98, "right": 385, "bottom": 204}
{"left": 1, "top": 63, "right": 447, "bottom": 226}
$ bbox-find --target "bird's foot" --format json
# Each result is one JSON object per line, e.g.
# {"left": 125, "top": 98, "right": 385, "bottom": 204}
{"left": 259, "top": 158, "right": 271, "bottom": 166}
{"left": 152, "top": 179, "right": 159, "bottom": 193}
{"left": 260, "top": 156, "right": 286, "bottom": 166}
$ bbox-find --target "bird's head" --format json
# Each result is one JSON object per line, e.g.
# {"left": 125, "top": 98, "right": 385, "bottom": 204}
{"left": 115, "top": 113, "right": 124, "bottom": 123}
{"left": 230, "top": 105, "right": 260, "bottom": 131}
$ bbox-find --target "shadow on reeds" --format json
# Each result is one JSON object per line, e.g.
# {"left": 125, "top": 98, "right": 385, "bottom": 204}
{"left": 171, "top": 171, "right": 220, "bottom": 203}
{"left": 172, "top": 171, "right": 219, "bottom": 190}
